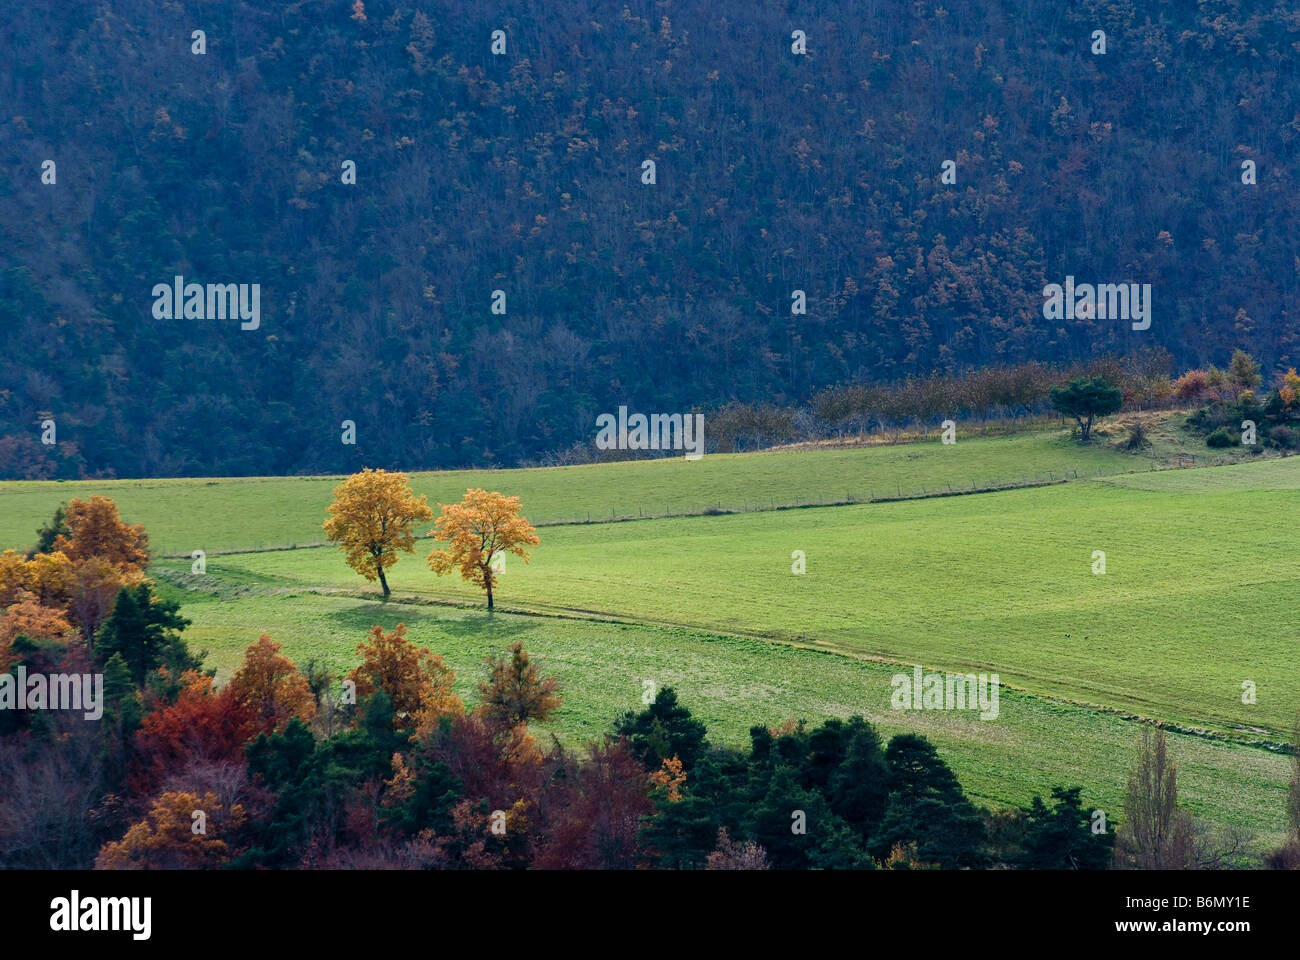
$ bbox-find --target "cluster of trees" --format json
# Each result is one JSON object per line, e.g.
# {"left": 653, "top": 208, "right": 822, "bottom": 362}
{"left": 0, "top": 496, "right": 158, "bottom": 668}
{"left": 4, "top": 498, "right": 1297, "bottom": 869}
{"left": 540, "top": 349, "right": 1247, "bottom": 460}
{"left": 807, "top": 352, "right": 1173, "bottom": 445}
{"left": 1178, "top": 350, "right": 1300, "bottom": 451}
{"left": 628, "top": 696, "right": 1112, "bottom": 870}
{"left": 0, "top": 571, "right": 1119, "bottom": 872}
{"left": 0, "top": 497, "right": 207, "bottom": 865}
{"left": 4, "top": 1, "right": 1299, "bottom": 479}
{"left": 324, "top": 470, "right": 539, "bottom": 608}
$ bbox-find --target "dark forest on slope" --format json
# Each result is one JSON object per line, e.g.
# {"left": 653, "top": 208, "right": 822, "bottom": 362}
{"left": 1, "top": 0, "right": 1297, "bottom": 478}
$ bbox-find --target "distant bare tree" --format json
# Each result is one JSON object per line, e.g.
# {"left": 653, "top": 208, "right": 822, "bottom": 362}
{"left": 706, "top": 827, "right": 770, "bottom": 870}
{"left": 1268, "top": 712, "right": 1300, "bottom": 868}
{"left": 1114, "top": 725, "right": 1195, "bottom": 869}
{"left": 0, "top": 716, "right": 105, "bottom": 868}
{"left": 1190, "top": 822, "right": 1253, "bottom": 870}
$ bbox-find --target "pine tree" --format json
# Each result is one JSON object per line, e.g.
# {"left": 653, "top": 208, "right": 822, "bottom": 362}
{"left": 828, "top": 717, "right": 890, "bottom": 841}
{"left": 614, "top": 687, "right": 708, "bottom": 771}
{"left": 870, "top": 734, "right": 988, "bottom": 868}
{"left": 1018, "top": 786, "right": 1114, "bottom": 869}
{"left": 31, "top": 503, "right": 69, "bottom": 556}
{"left": 95, "top": 582, "right": 191, "bottom": 685}
{"left": 743, "top": 765, "right": 842, "bottom": 870}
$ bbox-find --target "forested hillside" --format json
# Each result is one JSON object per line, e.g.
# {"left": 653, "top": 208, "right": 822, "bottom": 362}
{"left": 2, "top": 0, "right": 1297, "bottom": 478}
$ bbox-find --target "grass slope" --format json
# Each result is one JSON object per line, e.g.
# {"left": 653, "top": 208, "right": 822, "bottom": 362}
{"left": 164, "top": 469, "right": 1300, "bottom": 741}
{"left": 158, "top": 585, "right": 1290, "bottom": 842}
{"left": 0, "top": 426, "right": 1176, "bottom": 554}
{"left": 5, "top": 423, "right": 1294, "bottom": 843}
{"left": 1099, "top": 454, "right": 1300, "bottom": 493}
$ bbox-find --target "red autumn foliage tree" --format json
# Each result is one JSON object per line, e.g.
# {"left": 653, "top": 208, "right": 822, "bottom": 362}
{"left": 428, "top": 714, "right": 547, "bottom": 808}
{"left": 132, "top": 672, "right": 253, "bottom": 794}
{"left": 532, "top": 736, "right": 653, "bottom": 869}
{"left": 414, "top": 713, "right": 548, "bottom": 866}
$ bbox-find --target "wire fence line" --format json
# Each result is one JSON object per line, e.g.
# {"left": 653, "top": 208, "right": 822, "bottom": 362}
{"left": 155, "top": 456, "right": 1238, "bottom": 558}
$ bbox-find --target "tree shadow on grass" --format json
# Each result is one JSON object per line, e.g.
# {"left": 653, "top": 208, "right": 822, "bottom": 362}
{"left": 319, "top": 599, "right": 537, "bottom": 647}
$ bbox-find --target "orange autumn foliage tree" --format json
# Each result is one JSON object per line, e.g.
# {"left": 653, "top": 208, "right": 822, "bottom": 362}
{"left": 1280, "top": 368, "right": 1300, "bottom": 410}
{"left": 323, "top": 468, "right": 433, "bottom": 599}
{"left": 3, "top": 496, "right": 147, "bottom": 645}
{"left": 1172, "top": 369, "right": 1208, "bottom": 402}
{"left": 0, "top": 549, "right": 76, "bottom": 633}
{"left": 382, "top": 753, "right": 417, "bottom": 808}
{"left": 95, "top": 791, "right": 246, "bottom": 869}
{"left": 54, "top": 496, "right": 150, "bottom": 574}
{"left": 0, "top": 598, "right": 76, "bottom": 671}
{"left": 0, "top": 496, "right": 152, "bottom": 643}
{"left": 0, "top": 597, "right": 75, "bottom": 645}
{"left": 650, "top": 755, "right": 686, "bottom": 802}
{"left": 426, "top": 489, "right": 539, "bottom": 610}
{"left": 348, "top": 622, "right": 463, "bottom": 732}
{"left": 68, "top": 555, "right": 141, "bottom": 643}
{"left": 225, "top": 635, "right": 316, "bottom": 738}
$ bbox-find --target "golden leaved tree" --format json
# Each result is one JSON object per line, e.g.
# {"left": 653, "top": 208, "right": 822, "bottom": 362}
{"left": 323, "top": 468, "right": 433, "bottom": 598}
{"left": 225, "top": 634, "right": 317, "bottom": 738}
{"left": 6, "top": 496, "right": 149, "bottom": 643}
{"left": 348, "top": 622, "right": 463, "bottom": 733}
{"left": 426, "top": 489, "right": 539, "bottom": 610}
{"left": 54, "top": 496, "right": 149, "bottom": 572}
{"left": 96, "top": 791, "right": 246, "bottom": 870}
{"left": 0, "top": 598, "right": 76, "bottom": 671}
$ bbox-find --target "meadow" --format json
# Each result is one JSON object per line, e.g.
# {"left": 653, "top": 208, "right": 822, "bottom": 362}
{"left": 151, "top": 585, "right": 1291, "bottom": 840}
{"left": 3, "top": 422, "right": 1296, "bottom": 846}
{"left": 155, "top": 464, "right": 1300, "bottom": 742}
{"left": 0, "top": 419, "right": 1221, "bottom": 556}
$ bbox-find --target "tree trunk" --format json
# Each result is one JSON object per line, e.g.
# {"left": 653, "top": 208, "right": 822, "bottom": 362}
{"left": 485, "top": 565, "right": 494, "bottom": 610}
{"left": 377, "top": 565, "right": 390, "bottom": 599}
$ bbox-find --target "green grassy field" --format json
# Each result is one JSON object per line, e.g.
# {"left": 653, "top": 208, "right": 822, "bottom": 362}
{"left": 155, "top": 463, "right": 1300, "bottom": 742}
{"left": 153, "top": 586, "right": 1290, "bottom": 839}
{"left": 0, "top": 423, "right": 1200, "bottom": 555}
{"left": 1099, "top": 454, "right": 1300, "bottom": 493}
{"left": 3, "top": 423, "right": 1296, "bottom": 846}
